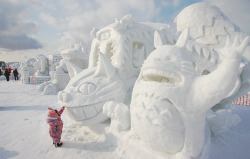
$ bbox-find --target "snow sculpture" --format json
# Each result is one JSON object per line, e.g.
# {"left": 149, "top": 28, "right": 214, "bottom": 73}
{"left": 59, "top": 52, "right": 127, "bottom": 125}
{"left": 31, "top": 54, "right": 51, "bottom": 85}
{"left": 20, "top": 57, "right": 36, "bottom": 84}
{"left": 58, "top": 14, "right": 175, "bottom": 125}
{"left": 33, "top": 54, "right": 49, "bottom": 76}
{"left": 61, "top": 42, "right": 88, "bottom": 79}
{"left": 175, "top": 2, "right": 247, "bottom": 48}
{"left": 22, "top": 58, "right": 36, "bottom": 75}
{"left": 21, "top": 67, "right": 30, "bottom": 84}
{"left": 52, "top": 60, "right": 70, "bottom": 91}
{"left": 54, "top": 43, "right": 88, "bottom": 91}
{"left": 175, "top": 2, "right": 250, "bottom": 107}
{"left": 39, "top": 43, "right": 88, "bottom": 95}
{"left": 47, "top": 54, "right": 63, "bottom": 81}
{"left": 130, "top": 29, "right": 249, "bottom": 158}
{"left": 103, "top": 101, "right": 130, "bottom": 131}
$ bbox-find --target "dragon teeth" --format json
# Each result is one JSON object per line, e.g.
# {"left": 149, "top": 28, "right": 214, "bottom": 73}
{"left": 82, "top": 106, "right": 97, "bottom": 118}
{"left": 68, "top": 107, "right": 87, "bottom": 121}
{"left": 66, "top": 101, "right": 106, "bottom": 121}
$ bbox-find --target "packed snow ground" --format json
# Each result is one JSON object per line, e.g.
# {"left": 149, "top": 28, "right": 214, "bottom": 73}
{"left": 0, "top": 78, "right": 250, "bottom": 159}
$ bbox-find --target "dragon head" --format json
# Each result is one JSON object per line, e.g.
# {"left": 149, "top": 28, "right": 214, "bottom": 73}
{"left": 58, "top": 52, "right": 126, "bottom": 125}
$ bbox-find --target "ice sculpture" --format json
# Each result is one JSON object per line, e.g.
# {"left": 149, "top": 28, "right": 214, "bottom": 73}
{"left": 130, "top": 29, "right": 249, "bottom": 158}
{"left": 58, "top": 14, "right": 175, "bottom": 125}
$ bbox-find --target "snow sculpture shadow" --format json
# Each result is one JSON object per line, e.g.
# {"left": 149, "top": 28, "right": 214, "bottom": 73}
{"left": 130, "top": 29, "right": 249, "bottom": 158}
{"left": 0, "top": 147, "right": 18, "bottom": 159}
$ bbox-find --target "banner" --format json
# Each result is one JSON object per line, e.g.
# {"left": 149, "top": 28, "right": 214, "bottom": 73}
{"left": 232, "top": 93, "right": 250, "bottom": 106}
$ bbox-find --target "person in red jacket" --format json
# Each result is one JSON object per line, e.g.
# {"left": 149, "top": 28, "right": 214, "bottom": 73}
{"left": 46, "top": 106, "right": 65, "bottom": 147}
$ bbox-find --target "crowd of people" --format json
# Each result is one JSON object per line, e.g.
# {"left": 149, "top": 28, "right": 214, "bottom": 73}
{"left": 0, "top": 68, "right": 19, "bottom": 81}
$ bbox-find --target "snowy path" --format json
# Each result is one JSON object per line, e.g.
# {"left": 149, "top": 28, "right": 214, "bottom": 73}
{"left": 0, "top": 80, "right": 250, "bottom": 159}
{"left": 0, "top": 80, "right": 123, "bottom": 159}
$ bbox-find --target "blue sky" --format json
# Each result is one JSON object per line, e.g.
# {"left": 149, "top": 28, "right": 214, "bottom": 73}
{"left": 0, "top": 0, "right": 249, "bottom": 62}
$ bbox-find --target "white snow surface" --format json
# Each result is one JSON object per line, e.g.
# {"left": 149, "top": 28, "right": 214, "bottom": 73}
{"left": 0, "top": 80, "right": 250, "bottom": 159}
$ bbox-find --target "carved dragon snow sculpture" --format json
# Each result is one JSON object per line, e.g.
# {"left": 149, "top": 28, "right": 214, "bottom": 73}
{"left": 130, "top": 29, "right": 249, "bottom": 158}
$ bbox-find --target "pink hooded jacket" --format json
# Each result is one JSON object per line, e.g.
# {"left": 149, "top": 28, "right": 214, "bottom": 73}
{"left": 46, "top": 106, "right": 65, "bottom": 143}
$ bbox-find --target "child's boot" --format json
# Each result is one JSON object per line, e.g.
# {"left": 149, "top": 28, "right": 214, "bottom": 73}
{"left": 55, "top": 142, "right": 63, "bottom": 147}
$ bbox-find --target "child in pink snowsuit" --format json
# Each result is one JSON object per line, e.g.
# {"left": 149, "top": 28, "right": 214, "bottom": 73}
{"left": 47, "top": 106, "right": 65, "bottom": 147}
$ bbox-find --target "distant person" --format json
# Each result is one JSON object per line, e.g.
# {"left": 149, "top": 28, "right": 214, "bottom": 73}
{"left": 13, "top": 69, "right": 19, "bottom": 80}
{"left": 8, "top": 67, "right": 11, "bottom": 73}
{"left": 4, "top": 69, "right": 10, "bottom": 81}
{"left": 46, "top": 106, "right": 65, "bottom": 147}
{"left": 0, "top": 68, "right": 2, "bottom": 76}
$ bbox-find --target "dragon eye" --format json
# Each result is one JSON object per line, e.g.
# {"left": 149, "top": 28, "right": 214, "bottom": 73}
{"left": 78, "top": 83, "right": 96, "bottom": 95}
